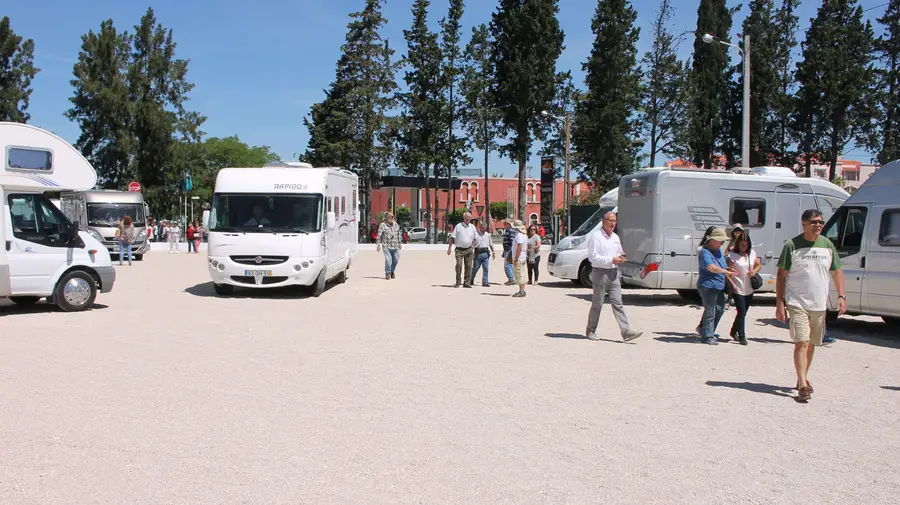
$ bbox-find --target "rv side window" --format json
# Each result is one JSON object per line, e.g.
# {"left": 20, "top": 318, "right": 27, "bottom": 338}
{"left": 730, "top": 199, "right": 765, "bottom": 228}
{"left": 327, "top": 198, "right": 332, "bottom": 213}
{"left": 7, "top": 147, "right": 53, "bottom": 171}
{"left": 823, "top": 206, "right": 868, "bottom": 255}
{"left": 341, "top": 197, "right": 346, "bottom": 215}
{"left": 878, "top": 209, "right": 900, "bottom": 246}
{"left": 352, "top": 190, "right": 357, "bottom": 212}
{"left": 334, "top": 197, "right": 340, "bottom": 217}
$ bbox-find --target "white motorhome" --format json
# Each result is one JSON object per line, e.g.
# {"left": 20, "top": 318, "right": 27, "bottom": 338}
{"left": 822, "top": 160, "right": 900, "bottom": 326}
{"left": 205, "top": 162, "right": 359, "bottom": 296}
{"left": 547, "top": 188, "right": 618, "bottom": 287}
{"left": 617, "top": 167, "right": 850, "bottom": 297}
{"left": 59, "top": 190, "right": 151, "bottom": 260}
{"left": 0, "top": 122, "right": 115, "bottom": 311}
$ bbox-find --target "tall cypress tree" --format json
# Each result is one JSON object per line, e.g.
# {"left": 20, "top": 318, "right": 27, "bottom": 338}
{"left": 438, "top": 0, "right": 470, "bottom": 222}
{"left": 573, "top": 0, "right": 642, "bottom": 189}
{"left": 490, "top": 0, "right": 565, "bottom": 220}
{"left": 772, "top": 0, "right": 800, "bottom": 167}
{"left": 688, "top": 0, "right": 735, "bottom": 169}
{"left": 0, "top": 16, "right": 39, "bottom": 123}
{"left": 793, "top": 0, "right": 876, "bottom": 181}
{"left": 639, "top": 0, "right": 688, "bottom": 167}
{"left": 875, "top": 0, "right": 900, "bottom": 164}
{"left": 398, "top": 0, "right": 443, "bottom": 242}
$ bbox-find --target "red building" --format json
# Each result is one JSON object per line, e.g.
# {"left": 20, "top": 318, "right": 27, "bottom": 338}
{"left": 369, "top": 176, "right": 592, "bottom": 232}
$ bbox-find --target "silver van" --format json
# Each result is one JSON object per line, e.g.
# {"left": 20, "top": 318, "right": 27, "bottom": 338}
{"left": 60, "top": 190, "right": 151, "bottom": 260}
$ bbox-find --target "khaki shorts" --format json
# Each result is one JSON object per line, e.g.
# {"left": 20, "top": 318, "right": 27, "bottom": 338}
{"left": 514, "top": 261, "right": 527, "bottom": 285}
{"left": 787, "top": 306, "right": 826, "bottom": 345}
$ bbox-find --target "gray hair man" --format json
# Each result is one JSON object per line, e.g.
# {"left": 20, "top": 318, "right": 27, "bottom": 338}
{"left": 584, "top": 211, "right": 642, "bottom": 342}
{"left": 448, "top": 211, "right": 477, "bottom": 287}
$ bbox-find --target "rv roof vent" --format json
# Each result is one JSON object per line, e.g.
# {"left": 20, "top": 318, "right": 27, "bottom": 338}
{"left": 263, "top": 161, "right": 314, "bottom": 169}
{"left": 751, "top": 166, "right": 796, "bottom": 177}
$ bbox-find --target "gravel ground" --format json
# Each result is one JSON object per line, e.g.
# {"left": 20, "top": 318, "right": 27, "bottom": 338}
{"left": 1, "top": 251, "right": 899, "bottom": 504}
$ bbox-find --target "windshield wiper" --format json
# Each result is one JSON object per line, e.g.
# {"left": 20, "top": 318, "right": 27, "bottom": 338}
{"left": 213, "top": 226, "right": 243, "bottom": 233}
{"left": 290, "top": 227, "right": 310, "bottom": 235}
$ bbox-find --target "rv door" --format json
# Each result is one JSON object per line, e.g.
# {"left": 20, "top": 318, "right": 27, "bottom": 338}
{"left": 863, "top": 206, "right": 900, "bottom": 316}
{"left": 0, "top": 186, "right": 10, "bottom": 297}
{"left": 823, "top": 205, "right": 870, "bottom": 313}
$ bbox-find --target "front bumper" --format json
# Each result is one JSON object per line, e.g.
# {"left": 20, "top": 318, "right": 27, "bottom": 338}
{"left": 94, "top": 266, "right": 116, "bottom": 293}
{"left": 547, "top": 250, "right": 581, "bottom": 280}
{"left": 207, "top": 255, "right": 324, "bottom": 288}
{"left": 104, "top": 240, "right": 150, "bottom": 255}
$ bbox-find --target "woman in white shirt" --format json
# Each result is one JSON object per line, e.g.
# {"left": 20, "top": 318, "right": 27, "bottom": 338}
{"left": 726, "top": 233, "right": 761, "bottom": 345}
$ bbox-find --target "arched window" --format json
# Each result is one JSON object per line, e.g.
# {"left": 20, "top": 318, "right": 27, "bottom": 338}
{"left": 469, "top": 181, "right": 479, "bottom": 202}
{"left": 533, "top": 183, "right": 541, "bottom": 203}
{"left": 525, "top": 182, "right": 535, "bottom": 203}
{"left": 459, "top": 182, "right": 470, "bottom": 202}
{"left": 529, "top": 213, "right": 539, "bottom": 226}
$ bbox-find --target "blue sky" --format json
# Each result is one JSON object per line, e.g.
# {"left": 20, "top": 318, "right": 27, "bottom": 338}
{"left": 6, "top": 0, "right": 889, "bottom": 176}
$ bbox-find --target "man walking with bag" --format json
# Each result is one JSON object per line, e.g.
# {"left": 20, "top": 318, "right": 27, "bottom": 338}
{"left": 776, "top": 209, "right": 846, "bottom": 403}
{"left": 584, "top": 211, "right": 642, "bottom": 342}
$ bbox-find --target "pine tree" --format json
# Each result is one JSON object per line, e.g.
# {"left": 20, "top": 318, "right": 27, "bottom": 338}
{"left": 0, "top": 16, "right": 39, "bottom": 122}
{"left": 397, "top": 0, "right": 443, "bottom": 242}
{"left": 65, "top": 20, "right": 134, "bottom": 188}
{"left": 772, "top": 0, "right": 800, "bottom": 167}
{"left": 688, "top": 0, "right": 735, "bottom": 169}
{"left": 875, "top": 0, "right": 900, "bottom": 164}
{"left": 490, "top": 0, "right": 565, "bottom": 220}
{"left": 573, "top": 0, "right": 642, "bottom": 190}
{"left": 438, "top": 0, "right": 470, "bottom": 224}
{"left": 793, "top": 0, "right": 876, "bottom": 181}
{"left": 461, "top": 24, "right": 502, "bottom": 231}
{"left": 639, "top": 0, "right": 688, "bottom": 167}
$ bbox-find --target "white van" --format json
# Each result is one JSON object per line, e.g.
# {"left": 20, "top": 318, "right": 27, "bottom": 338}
{"left": 617, "top": 167, "right": 849, "bottom": 297}
{"left": 205, "top": 162, "right": 359, "bottom": 296}
{"left": 0, "top": 122, "right": 115, "bottom": 311}
{"left": 822, "top": 160, "right": 900, "bottom": 326}
{"left": 547, "top": 188, "right": 618, "bottom": 287}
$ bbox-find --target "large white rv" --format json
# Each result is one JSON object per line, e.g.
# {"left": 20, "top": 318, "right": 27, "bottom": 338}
{"left": 617, "top": 167, "right": 850, "bottom": 297}
{"left": 822, "top": 160, "right": 900, "bottom": 326}
{"left": 59, "top": 190, "right": 151, "bottom": 260}
{"left": 205, "top": 162, "right": 359, "bottom": 296}
{"left": 0, "top": 122, "right": 115, "bottom": 311}
{"left": 547, "top": 188, "right": 618, "bottom": 287}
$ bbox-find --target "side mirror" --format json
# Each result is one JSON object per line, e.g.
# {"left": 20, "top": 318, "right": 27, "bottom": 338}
{"left": 326, "top": 211, "right": 336, "bottom": 231}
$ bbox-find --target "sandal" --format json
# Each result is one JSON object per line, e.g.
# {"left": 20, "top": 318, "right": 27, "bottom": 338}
{"left": 796, "top": 381, "right": 813, "bottom": 395}
{"left": 797, "top": 386, "right": 811, "bottom": 403}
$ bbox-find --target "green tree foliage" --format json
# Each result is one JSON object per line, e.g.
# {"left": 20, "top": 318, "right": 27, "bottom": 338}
{"left": 397, "top": 0, "right": 444, "bottom": 242}
{"left": 302, "top": 0, "right": 398, "bottom": 226}
{"left": 438, "top": 0, "right": 471, "bottom": 185}
{"left": 395, "top": 205, "right": 412, "bottom": 225}
{"left": 772, "top": 0, "right": 801, "bottom": 167}
{"left": 540, "top": 72, "right": 582, "bottom": 176}
{"left": 688, "top": 0, "right": 736, "bottom": 169}
{"left": 874, "top": 0, "right": 900, "bottom": 164}
{"left": 490, "top": 0, "right": 564, "bottom": 220}
{"left": 66, "top": 8, "right": 204, "bottom": 218}
{"left": 573, "top": 0, "right": 642, "bottom": 189}
{"left": 639, "top": 0, "right": 688, "bottom": 167}
{"left": 460, "top": 23, "right": 502, "bottom": 230}
{"left": 0, "top": 16, "right": 39, "bottom": 122}
{"left": 489, "top": 201, "right": 508, "bottom": 221}
{"left": 186, "top": 135, "right": 280, "bottom": 204}
{"left": 793, "top": 0, "right": 876, "bottom": 181}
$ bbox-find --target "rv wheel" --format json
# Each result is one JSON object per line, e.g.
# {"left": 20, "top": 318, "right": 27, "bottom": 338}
{"left": 311, "top": 268, "right": 327, "bottom": 297}
{"left": 676, "top": 289, "right": 701, "bottom": 302}
{"left": 578, "top": 263, "right": 593, "bottom": 288}
{"left": 54, "top": 270, "right": 97, "bottom": 312}
{"left": 213, "top": 283, "right": 234, "bottom": 296}
{"left": 10, "top": 296, "right": 41, "bottom": 306}
{"left": 134, "top": 254, "right": 143, "bottom": 261}
{"left": 883, "top": 316, "right": 900, "bottom": 327}
{"left": 336, "top": 268, "right": 347, "bottom": 284}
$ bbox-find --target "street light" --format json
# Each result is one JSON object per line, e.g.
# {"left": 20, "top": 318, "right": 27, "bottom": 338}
{"left": 190, "top": 196, "right": 199, "bottom": 223}
{"left": 540, "top": 109, "right": 572, "bottom": 239}
{"left": 702, "top": 32, "right": 750, "bottom": 169}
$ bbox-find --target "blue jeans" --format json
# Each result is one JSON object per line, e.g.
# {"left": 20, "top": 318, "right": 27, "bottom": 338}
{"left": 119, "top": 241, "right": 133, "bottom": 265}
{"left": 504, "top": 254, "right": 514, "bottom": 281}
{"left": 730, "top": 293, "right": 754, "bottom": 338}
{"left": 471, "top": 252, "right": 490, "bottom": 285}
{"left": 383, "top": 247, "right": 400, "bottom": 275}
{"left": 698, "top": 286, "right": 726, "bottom": 338}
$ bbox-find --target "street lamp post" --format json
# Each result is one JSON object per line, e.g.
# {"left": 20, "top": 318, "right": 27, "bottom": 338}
{"left": 702, "top": 33, "right": 750, "bottom": 168}
{"left": 541, "top": 110, "right": 572, "bottom": 240}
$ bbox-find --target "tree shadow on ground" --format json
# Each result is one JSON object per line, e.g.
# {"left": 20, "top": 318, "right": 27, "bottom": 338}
{"left": 881, "top": 386, "right": 900, "bottom": 391}
{"left": 706, "top": 381, "right": 795, "bottom": 398}
{"left": 756, "top": 318, "right": 789, "bottom": 329}
{"left": 183, "top": 282, "right": 329, "bottom": 299}
{"left": 566, "top": 292, "right": 700, "bottom": 308}
{"left": 481, "top": 292, "right": 519, "bottom": 298}
{"left": 653, "top": 332, "right": 700, "bottom": 344}
{"left": 747, "top": 336, "right": 791, "bottom": 344}
{"left": 0, "top": 302, "right": 108, "bottom": 316}
{"left": 538, "top": 281, "right": 584, "bottom": 289}
{"left": 544, "top": 332, "right": 623, "bottom": 344}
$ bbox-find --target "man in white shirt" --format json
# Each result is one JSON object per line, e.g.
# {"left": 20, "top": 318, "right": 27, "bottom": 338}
{"left": 447, "top": 212, "right": 477, "bottom": 287}
{"left": 470, "top": 219, "right": 495, "bottom": 287}
{"left": 511, "top": 219, "right": 529, "bottom": 297}
{"left": 585, "top": 211, "right": 642, "bottom": 342}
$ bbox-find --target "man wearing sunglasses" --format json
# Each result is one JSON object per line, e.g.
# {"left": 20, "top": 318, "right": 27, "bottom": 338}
{"left": 775, "top": 209, "right": 846, "bottom": 403}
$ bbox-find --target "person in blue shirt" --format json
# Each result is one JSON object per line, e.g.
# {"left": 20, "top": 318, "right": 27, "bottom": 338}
{"left": 697, "top": 228, "right": 738, "bottom": 345}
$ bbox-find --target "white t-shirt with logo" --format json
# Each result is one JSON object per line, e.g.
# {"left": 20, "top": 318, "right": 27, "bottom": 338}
{"left": 777, "top": 235, "right": 842, "bottom": 311}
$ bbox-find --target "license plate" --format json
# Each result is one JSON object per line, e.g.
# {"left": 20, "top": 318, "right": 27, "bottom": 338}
{"left": 548, "top": 253, "right": 557, "bottom": 264}
{"left": 244, "top": 270, "right": 273, "bottom": 277}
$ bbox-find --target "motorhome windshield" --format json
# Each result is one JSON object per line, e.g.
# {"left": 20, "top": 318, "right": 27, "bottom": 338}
{"left": 572, "top": 206, "right": 616, "bottom": 237}
{"left": 210, "top": 193, "right": 323, "bottom": 232}
{"left": 87, "top": 203, "right": 146, "bottom": 227}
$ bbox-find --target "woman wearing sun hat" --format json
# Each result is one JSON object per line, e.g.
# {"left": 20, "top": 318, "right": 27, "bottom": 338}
{"left": 697, "top": 227, "right": 738, "bottom": 345}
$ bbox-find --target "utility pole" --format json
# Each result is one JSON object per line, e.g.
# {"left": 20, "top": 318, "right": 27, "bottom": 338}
{"left": 564, "top": 111, "right": 571, "bottom": 238}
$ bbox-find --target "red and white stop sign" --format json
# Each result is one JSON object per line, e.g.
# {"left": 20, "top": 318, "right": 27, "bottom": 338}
{"left": 128, "top": 181, "right": 141, "bottom": 192}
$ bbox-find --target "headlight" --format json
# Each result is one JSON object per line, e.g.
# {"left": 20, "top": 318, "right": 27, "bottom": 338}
{"left": 137, "top": 229, "right": 147, "bottom": 240}
{"left": 87, "top": 229, "right": 103, "bottom": 242}
{"left": 557, "top": 236, "right": 586, "bottom": 251}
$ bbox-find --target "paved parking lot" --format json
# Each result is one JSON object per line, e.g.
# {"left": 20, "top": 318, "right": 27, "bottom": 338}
{"left": 1, "top": 251, "right": 899, "bottom": 504}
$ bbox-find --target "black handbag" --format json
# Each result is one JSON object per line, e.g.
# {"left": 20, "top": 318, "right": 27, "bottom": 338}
{"left": 750, "top": 273, "right": 763, "bottom": 291}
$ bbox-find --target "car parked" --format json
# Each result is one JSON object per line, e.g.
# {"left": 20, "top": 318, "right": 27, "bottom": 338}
{"left": 406, "top": 227, "right": 427, "bottom": 242}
